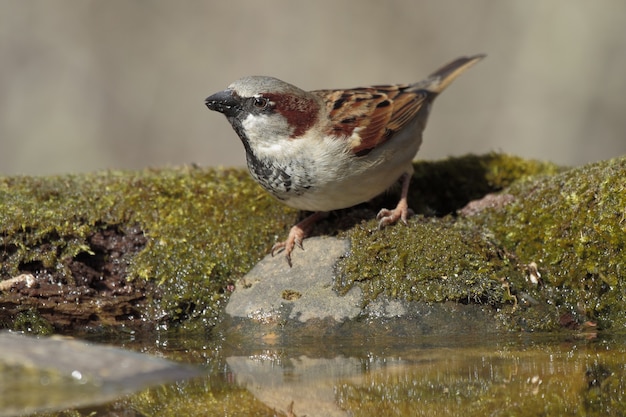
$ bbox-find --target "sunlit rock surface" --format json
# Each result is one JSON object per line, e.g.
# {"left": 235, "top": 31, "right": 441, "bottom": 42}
{"left": 0, "top": 332, "right": 200, "bottom": 416}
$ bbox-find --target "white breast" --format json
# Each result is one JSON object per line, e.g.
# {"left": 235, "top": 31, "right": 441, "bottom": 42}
{"left": 276, "top": 128, "right": 422, "bottom": 212}
{"left": 244, "top": 111, "right": 425, "bottom": 212}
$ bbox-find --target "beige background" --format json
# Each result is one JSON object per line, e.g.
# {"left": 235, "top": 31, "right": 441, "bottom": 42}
{"left": 1, "top": 1, "right": 625, "bottom": 175}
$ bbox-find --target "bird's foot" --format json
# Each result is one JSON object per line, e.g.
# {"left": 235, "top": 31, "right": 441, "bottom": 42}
{"left": 271, "top": 225, "right": 305, "bottom": 267}
{"left": 376, "top": 199, "right": 414, "bottom": 229}
{"left": 271, "top": 211, "right": 327, "bottom": 267}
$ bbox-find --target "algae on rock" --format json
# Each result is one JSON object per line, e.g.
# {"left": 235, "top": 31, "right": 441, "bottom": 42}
{"left": 1, "top": 154, "right": 624, "bottom": 333}
{"left": 482, "top": 156, "right": 626, "bottom": 330}
{"left": 0, "top": 166, "right": 296, "bottom": 332}
{"left": 337, "top": 154, "right": 626, "bottom": 331}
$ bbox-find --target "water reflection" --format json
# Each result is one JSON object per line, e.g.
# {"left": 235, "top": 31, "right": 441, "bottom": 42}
{"left": 220, "top": 334, "right": 624, "bottom": 417}
{"left": 227, "top": 355, "right": 366, "bottom": 417}
{"left": 8, "top": 333, "right": 624, "bottom": 416}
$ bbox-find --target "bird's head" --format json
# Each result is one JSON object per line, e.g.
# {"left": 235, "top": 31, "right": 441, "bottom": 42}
{"left": 205, "top": 76, "right": 322, "bottom": 150}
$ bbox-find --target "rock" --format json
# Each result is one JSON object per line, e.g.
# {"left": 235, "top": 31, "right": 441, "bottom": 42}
{"left": 0, "top": 155, "right": 563, "bottom": 332}
{"left": 0, "top": 332, "right": 200, "bottom": 416}
{"left": 219, "top": 236, "right": 501, "bottom": 341}
{"left": 5, "top": 154, "right": 623, "bottom": 334}
{"left": 225, "top": 237, "right": 361, "bottom": 324}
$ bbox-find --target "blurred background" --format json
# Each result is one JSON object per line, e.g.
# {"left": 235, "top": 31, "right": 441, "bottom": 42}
{"left": 1, "top": 0, "right": 625, "bottom": 176}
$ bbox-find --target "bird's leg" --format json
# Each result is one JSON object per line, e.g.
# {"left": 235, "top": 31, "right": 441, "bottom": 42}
{"left": 376, "top": 172, "right": 414, "bottom": 228}
{"left": 271, "top": 211, "right": 328, "bottom": 267}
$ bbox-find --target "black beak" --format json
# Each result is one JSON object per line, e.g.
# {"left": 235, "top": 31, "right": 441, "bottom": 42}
{"left": 205, "top": 89, "right": 240, "bottom": 118}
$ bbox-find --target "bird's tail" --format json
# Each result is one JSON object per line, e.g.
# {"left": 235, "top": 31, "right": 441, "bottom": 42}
{"left": 420, "top": 54, "right": 486, "bottom": 94}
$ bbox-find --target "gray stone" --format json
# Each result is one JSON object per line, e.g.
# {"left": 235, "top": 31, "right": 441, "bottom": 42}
{"left": 0, "top": 332, "right": 200, "bottom": 416}
{"left": 225, "top": 236, "right": 361, "bottom": 324}
{"left": 219, "top": 236, "right": 502, "bottom": 342}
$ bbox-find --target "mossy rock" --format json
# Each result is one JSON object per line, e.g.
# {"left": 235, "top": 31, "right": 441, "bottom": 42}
{"left": 482, "top": 155, "right": 626, "bottom": 330}
{"left": 0, "top": 154, "right": 623, "bottom": 333}
{"left": 337, "top": 155, "right": 625, "bottom": 331}
{"left": 0, "top": 167, "right": 296, "bottom": 333}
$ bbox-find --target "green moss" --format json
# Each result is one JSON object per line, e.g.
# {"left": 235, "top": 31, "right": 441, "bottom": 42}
{"left": 0, "top": 167, "right": 296, "bottom": 330}
{"left": 336, "top": 217, "right": 518, "bottom": 307}
{"left": 405, "top": 153, "right": 561, "bottom": 215}
{"left": 1, "top": 154, "right": 622, "bottom": 332}
{"left": 11, "top": 309, "right": 54, "bottom": 335}
{"left": 337, "top": 154, "right": 625, "bottom": 331}
{"left": 335, "top": 153, "right": 559, "bottom": 319}
{"left": 479, "top": 156, "right": 626, "bottom": 329}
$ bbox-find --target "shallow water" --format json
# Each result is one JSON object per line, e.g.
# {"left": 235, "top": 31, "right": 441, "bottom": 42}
{"left": 5, "top": 331, "right": 626, "bottom": 417}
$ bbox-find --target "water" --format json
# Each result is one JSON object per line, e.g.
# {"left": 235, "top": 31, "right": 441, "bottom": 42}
{"left": 3, "top": 331, "right": 625, "bottom": 417}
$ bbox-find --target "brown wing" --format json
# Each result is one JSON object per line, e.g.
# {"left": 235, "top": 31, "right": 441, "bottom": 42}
{"left": 312, "top": 85, "right": 429, "bottom": 156}
{"left": 311, "top": 55, "right": 485, "bottom": 156}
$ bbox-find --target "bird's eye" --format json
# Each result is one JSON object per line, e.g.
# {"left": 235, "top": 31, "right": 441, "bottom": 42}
{"left": 253, "top": 97, "right": 269, "bottom": 109}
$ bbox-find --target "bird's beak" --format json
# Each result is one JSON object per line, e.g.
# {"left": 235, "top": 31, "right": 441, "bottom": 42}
{"left": 205, "top": 89, "right": 240, "bottom": 118}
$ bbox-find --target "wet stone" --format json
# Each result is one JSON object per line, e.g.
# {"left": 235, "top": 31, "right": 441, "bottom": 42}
{"left": 0, "top": 332, "right": 200, "bottom": 416}
{"left": 224, "top": 237, "right": 361, "bottom": 325}
{"left": 219, "top": 236, "right": 500, "bottom": 341}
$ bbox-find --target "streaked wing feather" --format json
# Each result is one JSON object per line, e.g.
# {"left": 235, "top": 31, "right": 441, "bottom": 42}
{"left": 314, "top": 85, "right": 429, "bottom": 156}
{"left": 385, "top": 90, "right": 428, "bottom": 132}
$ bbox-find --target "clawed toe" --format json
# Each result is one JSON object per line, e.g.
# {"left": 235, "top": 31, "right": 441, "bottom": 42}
{"left": 270, "top": 241, "right": 287, "bottom": 257}
{"left": 376, "top": 204, "right": 413, "bottom": 229}
{"left": 271, "top": 238, "right": 300, "bottom": 267}
{"left": 270, "top": 211, "right": 327, "bottom": 266}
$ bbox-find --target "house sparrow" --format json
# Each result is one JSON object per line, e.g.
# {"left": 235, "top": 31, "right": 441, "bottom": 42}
{"left": 205, "top": 54, "right": 485, "bottom": 266}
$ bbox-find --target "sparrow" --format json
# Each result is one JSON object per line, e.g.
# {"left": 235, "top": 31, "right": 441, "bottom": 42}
{"left": 205, "top": 54, "right": 485, "bottom": 266}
